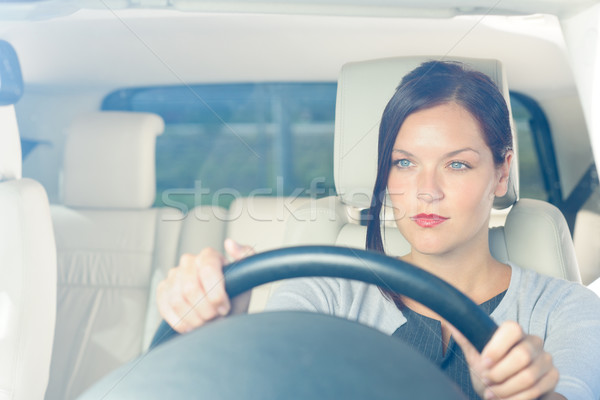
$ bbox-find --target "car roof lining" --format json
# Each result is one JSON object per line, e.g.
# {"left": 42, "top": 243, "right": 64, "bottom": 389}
{"left": 0, "top": 0, "right": 596, "bottom": 20}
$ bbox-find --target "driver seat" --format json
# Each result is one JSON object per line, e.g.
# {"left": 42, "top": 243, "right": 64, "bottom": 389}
{"left": 282, "top": 56, "right": 581, "bottom": 283}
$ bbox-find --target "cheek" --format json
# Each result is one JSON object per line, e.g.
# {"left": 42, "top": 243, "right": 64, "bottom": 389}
{"left": 387, "top": 169, "right": 415, "bottom": 195}
{"left": 446, "top": 174, "right": 496, "bottom": 210}
{"left": 386, "top": 177, "right": 406, "bottom": 218}
{"left": 387, "top": 173, "right": 420, "bottom": 220}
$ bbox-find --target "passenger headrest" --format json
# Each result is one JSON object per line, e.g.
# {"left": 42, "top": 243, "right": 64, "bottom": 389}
{"left": 0, "top": 41, "right": 24, "bottom": 181}
{"left": 0, "top": 106, "right": 22, "bottom": 181}
{"left": 63, "top": 111, "right": 164, "bottom": 209}
{"left": 333, "top": 56, "right": 518, "bottom": 210}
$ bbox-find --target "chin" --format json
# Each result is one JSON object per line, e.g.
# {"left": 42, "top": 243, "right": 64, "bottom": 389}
{"left": 410, "top": 241, "right": 451, "bottom": 257}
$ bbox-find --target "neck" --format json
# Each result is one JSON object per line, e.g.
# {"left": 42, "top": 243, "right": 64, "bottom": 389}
{"left": 401, "top": 238, "right": 509, "bottom": 302}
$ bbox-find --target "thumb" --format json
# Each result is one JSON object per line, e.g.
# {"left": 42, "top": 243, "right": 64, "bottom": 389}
{"left": 224, "top": 238, "right": 255, "bottom": 261}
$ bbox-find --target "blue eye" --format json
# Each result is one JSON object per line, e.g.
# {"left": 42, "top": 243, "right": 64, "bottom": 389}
{"left": 395, "top": 159, "right": 413, "bottom": 168}
{"left": 449, "top": 161, "right": 468, "bottom": 170}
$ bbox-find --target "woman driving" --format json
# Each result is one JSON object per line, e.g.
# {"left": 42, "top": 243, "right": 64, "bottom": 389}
{"left": 155, "top": 61, "right": 600, "bottom": 400}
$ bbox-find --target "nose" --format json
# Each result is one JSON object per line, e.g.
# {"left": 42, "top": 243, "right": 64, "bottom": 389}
{"left": 416, "top": 168, "right": 443, "bottom": 202}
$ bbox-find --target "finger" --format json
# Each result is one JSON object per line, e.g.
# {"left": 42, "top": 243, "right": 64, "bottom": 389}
{"left": 486, "top": 350, "right": 552, "bottom": 397}
{"left": 481, "top": 321, "right": 524, "bottom": 367}
{"left": 163, "top": 302, "right": 202, "bottom": 333}
{"left": 159, "top": 283, "right": 204, "bottom": 333}
{"left": 484, "top": 363, "right": 558, "bottom": 400}
{"left": 157, "top": 281, "right": 186, "bottom": 333}
{"left": 179, "top": 275, "right": 222, "bottom": 322}
{"left": 158, "top": 301, "right": 186, "bottom": 333}
{"left": 196, "top": 248, "right": 230, "bottom": 316}
{"left": 197, "top": 257, "right": 230, "bottom": 316}
{"left": 176, "top": 253, "right": 197, "bottom": 273}
{"left": 487, "top": 335, "right": 543, "bottom": 384}
{"left": 224, "top": 238, "right": 255, "bottom": 261}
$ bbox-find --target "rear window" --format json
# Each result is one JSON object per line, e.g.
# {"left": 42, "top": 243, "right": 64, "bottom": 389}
{"left": 103, "top": 84, "right": 553, "bottom": 213}
{"left": 102, "top": 83, "right": 337, "bottom": 210}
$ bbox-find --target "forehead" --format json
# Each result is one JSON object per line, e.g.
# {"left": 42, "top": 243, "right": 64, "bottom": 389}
{"left": 394, "top": 102, "right": 488, "bottom": 149}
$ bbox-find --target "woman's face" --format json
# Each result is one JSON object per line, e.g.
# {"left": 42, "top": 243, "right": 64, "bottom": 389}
{"left": 387, "top": 102, "right": 512, "bottom": 258}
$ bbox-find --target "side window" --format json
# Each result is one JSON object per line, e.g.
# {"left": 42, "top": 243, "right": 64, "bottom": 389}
{"left": 102, "top": 83, "right": 337, "bottom": 210}
{"left": 510, "top": 92, "right": 598, "bottom": 233}
{"left": 509, "top": 92, "right": 562, "bottom": 203}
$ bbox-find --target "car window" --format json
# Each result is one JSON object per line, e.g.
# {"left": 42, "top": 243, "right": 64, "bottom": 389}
{"left": 102, "top": 85, "right": 551, "bottom": 211}
{"left": 102, "top": 83, "right": 337, "bottom": 211}
{"left": 510, "top": 93, "right": 550, "bottom": 202}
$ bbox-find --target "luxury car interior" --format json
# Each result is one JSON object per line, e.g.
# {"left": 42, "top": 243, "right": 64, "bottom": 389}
{"left": 0, "top": 1, "right": 599, "bottom": 399}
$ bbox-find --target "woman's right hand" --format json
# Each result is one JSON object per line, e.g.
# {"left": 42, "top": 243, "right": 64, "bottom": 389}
{"left": 156, "top": 238, "right": 255, "bottom": 333}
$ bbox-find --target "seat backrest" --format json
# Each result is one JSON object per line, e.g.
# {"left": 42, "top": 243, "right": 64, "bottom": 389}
{"left": 46, "top": 111, "right": 175, "bottom": 400}
{"left": 226, "top": 196, "right": 312, "bottom": 312}
{"left": 0, "top": 41, "right": 57, "bottom": 400}
{"left": 284, "top": 56, "right": 580, "bottom": 283}
{"left": 226, "top": 196, "right": 312, "bottom": 253}
{"left": 573, "top": 187, "right": 600, "bottom": 285}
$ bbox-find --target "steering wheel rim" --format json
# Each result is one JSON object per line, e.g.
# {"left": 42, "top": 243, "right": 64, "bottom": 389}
{"left": 223, "top": 245, "right": 497, "bottom": 352}
{"left": 150, "top": 245, "right": 497, "bottom": 352}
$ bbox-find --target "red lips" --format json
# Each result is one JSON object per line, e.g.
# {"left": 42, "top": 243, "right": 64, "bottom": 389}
{"left": 410, "top": 213, "right": 449, "bottom": 228}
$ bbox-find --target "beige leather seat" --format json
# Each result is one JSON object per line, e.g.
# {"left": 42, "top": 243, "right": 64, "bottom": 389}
{"left": 47, "top": 112, "right": 174, "bottom": 400}
{"left": 283, "top": 56, "right": 581, "bottom": 283}
{"left": 574, "top": 187, "right": 600, "bottom": 285}
{"left": 0, "top": 41, "right": 57, "bottom": 400}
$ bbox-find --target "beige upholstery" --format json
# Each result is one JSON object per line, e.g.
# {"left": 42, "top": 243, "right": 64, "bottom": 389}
{"left": 46, "top": 112, "right": 178, "bottom": 400}
{"left": 574, "top": 188, "right": 600, "bottom": 285}
{"left": 63, "top": 111, "right": 164, "bottom": 209}
{"left": 589, "top": 277, "right": 600, "bottom": 296}
{"left": 284, "top": 56, "right": 580, "bottom": 283}
{"left": 226, "top": 196, "right": 312, "bottom": 312}
{"left": 492, "top": 198, "right": 580, "bottom": 281}
{"left": 0, "top": 105, "right": 57, "bottom": 400}
{"left": 227, "top": 196, "right": 312, "bottom": 252}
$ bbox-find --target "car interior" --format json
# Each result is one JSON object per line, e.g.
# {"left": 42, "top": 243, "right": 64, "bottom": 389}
{"left": 0, "top": 1, "right": 599, "bottom": 399}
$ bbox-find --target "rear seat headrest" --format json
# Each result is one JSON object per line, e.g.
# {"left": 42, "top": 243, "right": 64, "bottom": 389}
{"left": 63, "top": 111, "right": 164, "bottom": 209}
{"left": 0, "top": 106, "right": 22, "bottom": 181}
{"left": 333, "top": 56, "right": 519, "bottom": 210}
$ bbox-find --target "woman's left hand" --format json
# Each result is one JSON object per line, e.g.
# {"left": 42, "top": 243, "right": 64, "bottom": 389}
{"left": 451, "top": 320, "right": 562, "bottom": 400}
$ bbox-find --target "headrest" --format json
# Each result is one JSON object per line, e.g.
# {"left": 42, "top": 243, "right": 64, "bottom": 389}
{"left": 0, "top": 40, "right": 24, "bottom": 106}
{"left": 63, "top": 111, "right": 164, "bottom": 209}
{"left": 0, "top": 106, "right": 22, "bottom": 181}
{"left": 333, "top": 56, "right": 518, "bottom": 210}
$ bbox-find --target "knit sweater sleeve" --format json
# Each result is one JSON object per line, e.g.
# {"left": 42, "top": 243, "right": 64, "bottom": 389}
{"left": 542, "top": 282, "right": 600, "bottom": 399}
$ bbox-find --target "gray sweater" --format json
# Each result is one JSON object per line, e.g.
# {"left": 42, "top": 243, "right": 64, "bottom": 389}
{"left": 265, "top": 262, "right": 600, "bottom": 399}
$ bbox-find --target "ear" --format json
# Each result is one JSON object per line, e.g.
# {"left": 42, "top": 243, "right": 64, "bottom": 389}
{"left": 493, "top": 151, "right": 513, "bottom": 197}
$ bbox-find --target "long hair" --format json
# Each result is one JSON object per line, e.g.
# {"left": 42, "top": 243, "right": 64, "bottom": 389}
{"left": 365, "top": 60, "right": 513, "bottom": 254}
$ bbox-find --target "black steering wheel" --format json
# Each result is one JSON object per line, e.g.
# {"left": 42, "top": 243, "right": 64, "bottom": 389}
{"left": 79, "top": 246, "right": 497, "bottom": 400}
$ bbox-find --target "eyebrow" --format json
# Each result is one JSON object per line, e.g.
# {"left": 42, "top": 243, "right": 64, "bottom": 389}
{"left": 392, "top": 147, "right": 480, "bottom": 158}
